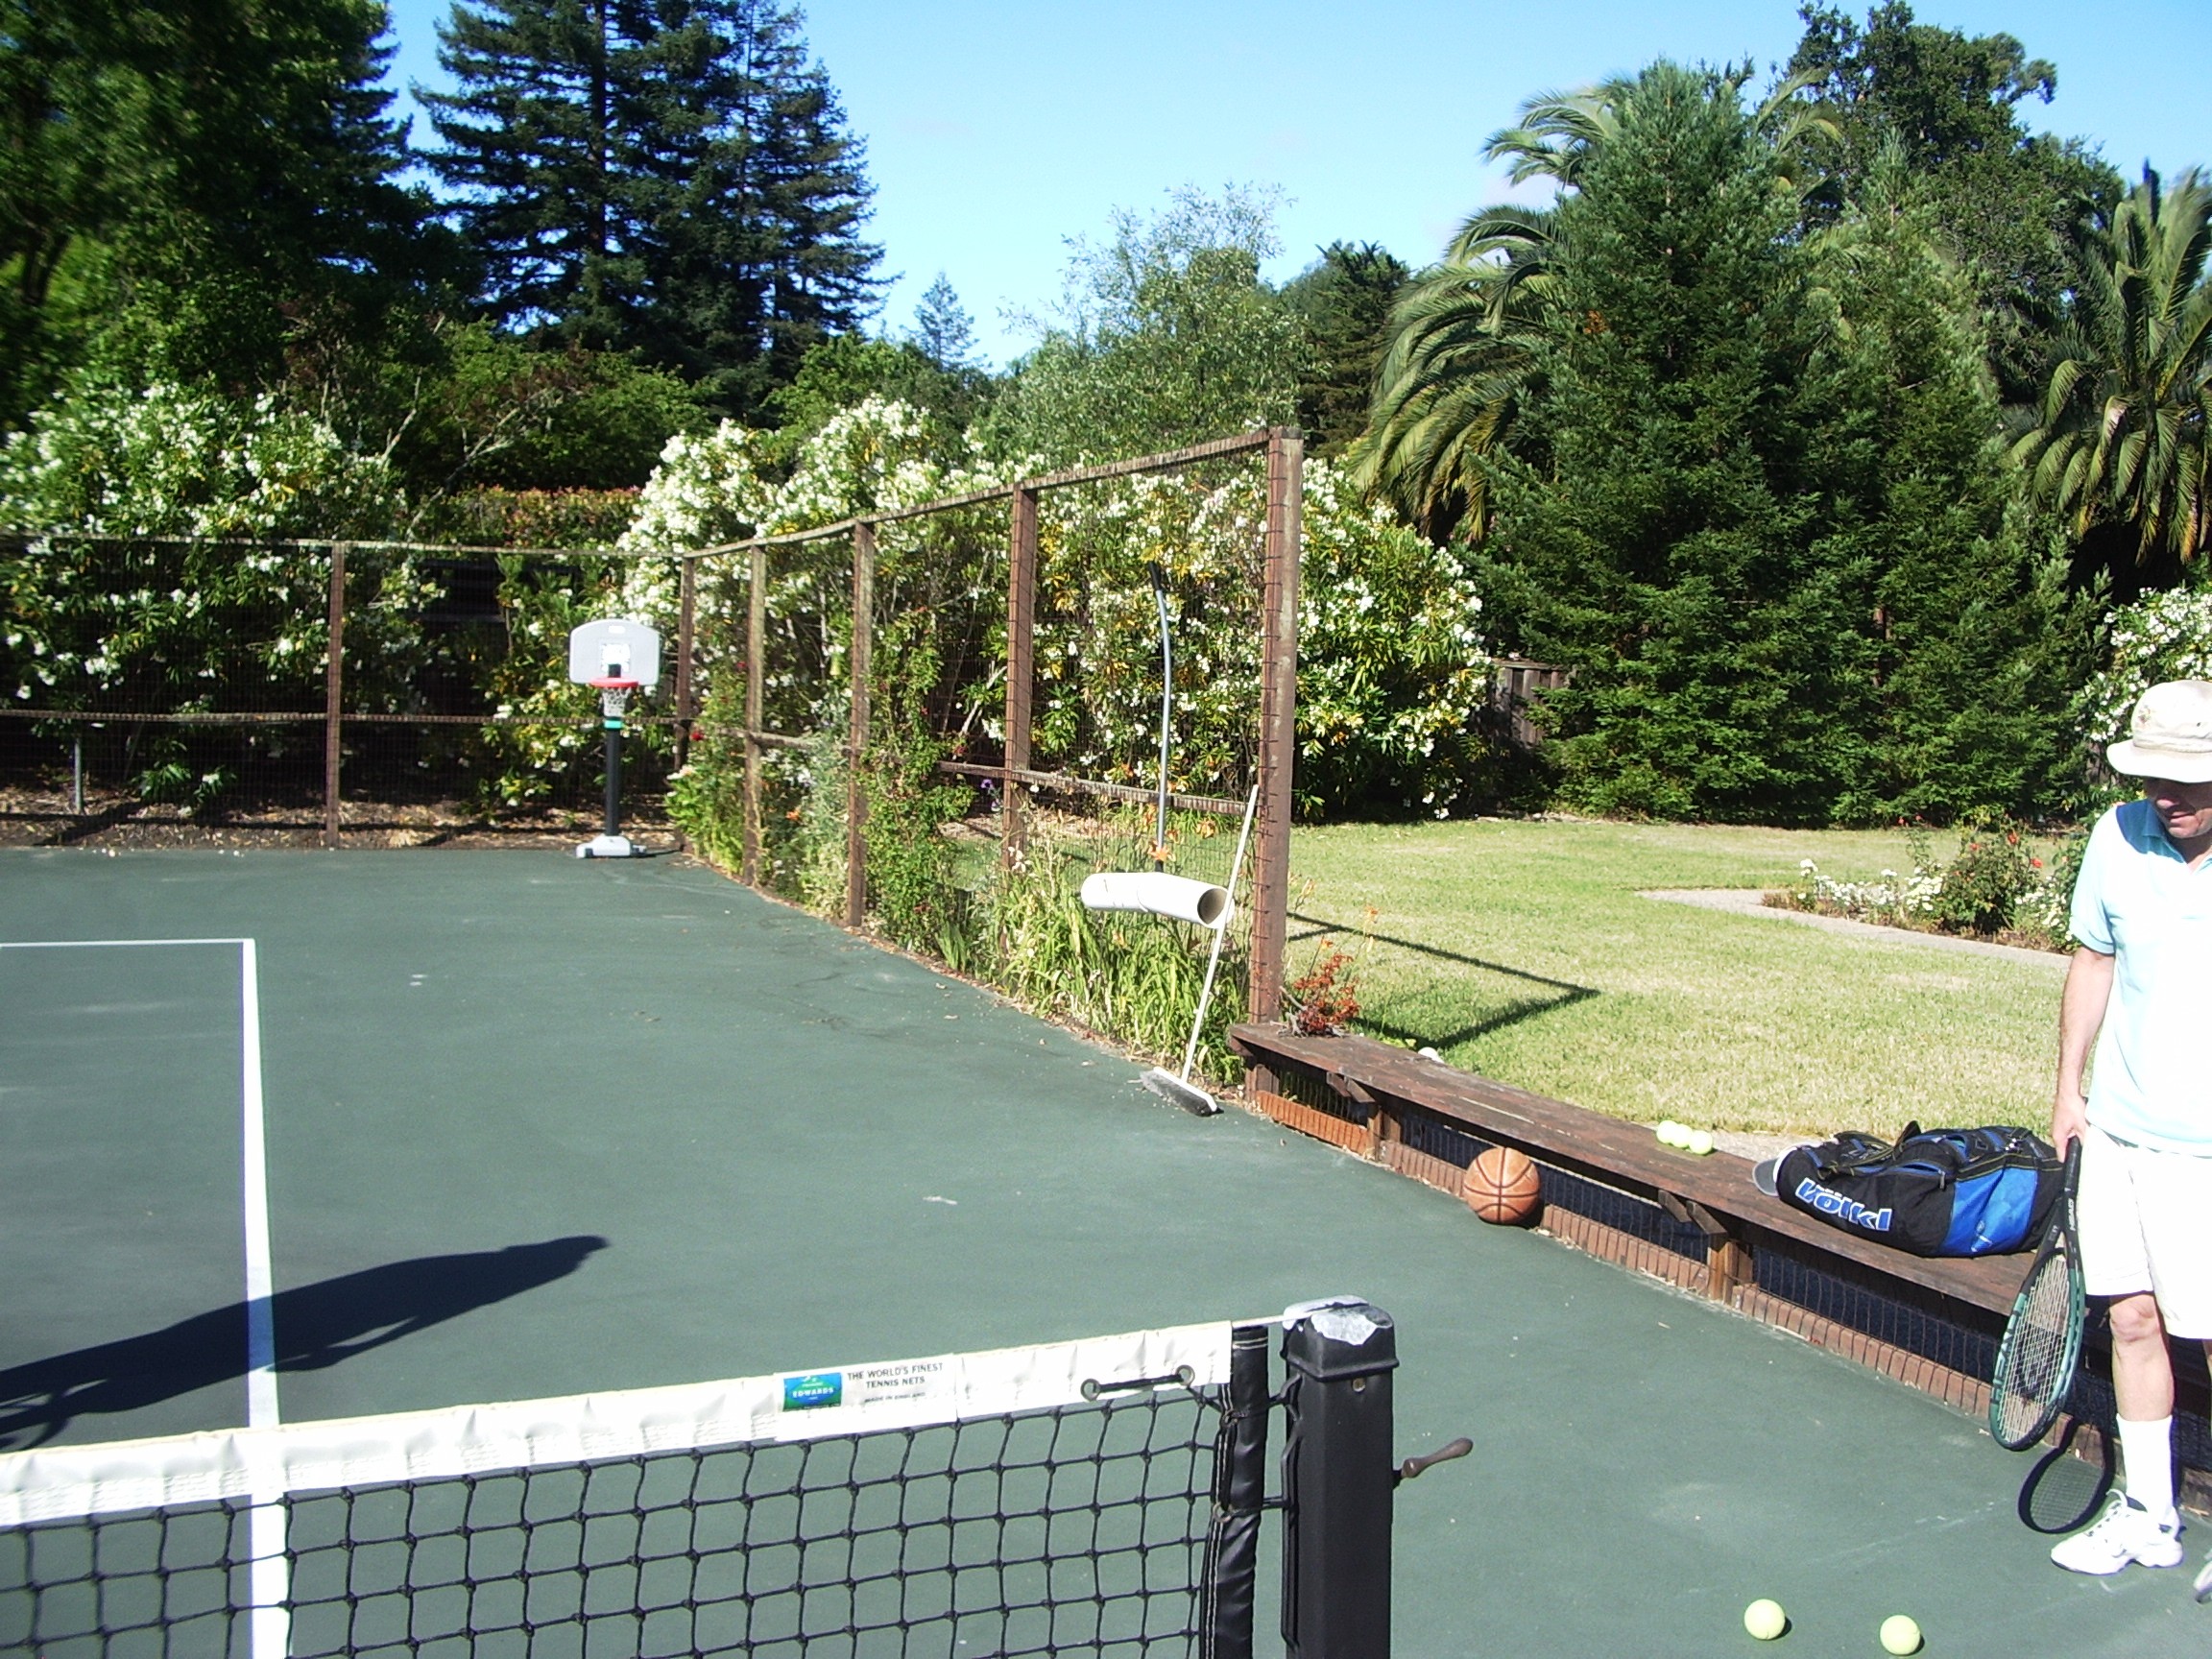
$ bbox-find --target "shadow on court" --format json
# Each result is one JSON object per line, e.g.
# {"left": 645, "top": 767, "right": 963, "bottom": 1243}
{"left": 1287, "top": 906, "right": 1599, "bottom": 1049}
{"left": 0, "top": 1236, "right": 604, "bottom": 1451}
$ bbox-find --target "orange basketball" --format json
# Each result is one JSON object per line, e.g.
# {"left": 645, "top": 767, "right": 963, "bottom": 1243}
{"left": 1463, "top": 1145, "right": 1542, "bottom": 1225}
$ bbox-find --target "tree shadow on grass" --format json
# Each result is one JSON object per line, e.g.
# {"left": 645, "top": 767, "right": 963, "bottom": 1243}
{"left": 1288, "top": 909, "right": 1598, "bottom": 1052}
{"left": 0, "top": 1235, "right": 607, "bottom": 1451}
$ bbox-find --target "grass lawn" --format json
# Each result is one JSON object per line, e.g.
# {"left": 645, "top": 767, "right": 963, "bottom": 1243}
{"left": 1286, "top": 817, "right": 2066, "bottom": 1140}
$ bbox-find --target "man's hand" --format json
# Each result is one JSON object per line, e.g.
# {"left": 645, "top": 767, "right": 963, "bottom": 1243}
{"left": 2051, "top": 1091, "right": 2089, "bottom": 1157}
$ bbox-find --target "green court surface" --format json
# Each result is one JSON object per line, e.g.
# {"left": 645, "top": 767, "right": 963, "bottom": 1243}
{"left": 2, "top": 846, "right": 2206, "bottom": 1656}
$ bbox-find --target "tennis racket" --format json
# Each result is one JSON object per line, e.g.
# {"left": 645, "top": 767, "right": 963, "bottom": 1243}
{"left": 1987, "top": 1138, "right": 2085, "bottom": 1451}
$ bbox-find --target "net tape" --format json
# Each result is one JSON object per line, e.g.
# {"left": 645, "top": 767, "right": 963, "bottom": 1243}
{"left": 1, "top": 1321, "right": 1238, "bottom": 1658}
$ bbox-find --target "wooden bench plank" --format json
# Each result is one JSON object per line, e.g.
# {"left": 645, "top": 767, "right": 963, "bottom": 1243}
{"left": 1230, "top": 1022, "right": 2027, "bottom": 1315}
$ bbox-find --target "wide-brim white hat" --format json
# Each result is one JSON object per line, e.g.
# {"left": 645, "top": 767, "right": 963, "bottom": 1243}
{"left": 2108, "top": 679, "right": 2212, "bottom": 784}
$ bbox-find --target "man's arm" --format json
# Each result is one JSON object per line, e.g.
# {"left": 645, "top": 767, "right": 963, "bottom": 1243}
{"left": 2053, "top": 946, "right": 2115, "bottom": 1153}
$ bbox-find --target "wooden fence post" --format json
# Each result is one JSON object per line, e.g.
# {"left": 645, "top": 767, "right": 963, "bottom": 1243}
{"left": 743, "top": 544, "right": 765, "bottom": 886}
{"left": 674, "top": 556, "right": 696, "bottom": 772}
{"left": 1251, "top": 428, "right": 1302, "bottom": 1046}
{"left": 846, "top": 520, "right": 876, "bottom": 928}
{"left": 323, "top": 543, "right": 348, "bottom": 849}
{"left": 1002, "top": 486, "right": 1039, "bottom": 864}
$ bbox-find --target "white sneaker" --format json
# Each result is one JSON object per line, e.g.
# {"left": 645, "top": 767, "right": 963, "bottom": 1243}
{"left": 2193, "top": 1551, "right": 2212, "bottom": 1603}
{"left": 2051, "top": 1494, "right": 2183, "bottom": 1575}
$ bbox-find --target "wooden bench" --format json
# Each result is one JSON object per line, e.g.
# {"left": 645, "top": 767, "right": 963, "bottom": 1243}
{"left": 1226, "top": 1022, "right": 2055, "bottom": 1425}
{"left": 1228, "top": 1022, "right": 2024, "bottom": 1313}
{"left": 1228, "top": 1022, "right": 2212, "bottom": 1506}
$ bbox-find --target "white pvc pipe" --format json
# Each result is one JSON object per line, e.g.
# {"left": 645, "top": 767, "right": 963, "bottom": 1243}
{"left": 1079, "top": 871, "right": 1230, "bottom": 929}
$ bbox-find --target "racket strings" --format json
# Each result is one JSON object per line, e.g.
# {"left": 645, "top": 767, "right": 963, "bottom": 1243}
{"left": 1993, "top": 1250, "right": 2080, "bottom": 1443}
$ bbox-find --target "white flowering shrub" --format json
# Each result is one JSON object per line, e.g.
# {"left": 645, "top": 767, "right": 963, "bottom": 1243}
{"left": 0, "top": 381, "right": 401, "bottom": 540}
{"left": 2080, "top": 588, "right": 2212, "bottom": 760}
{"left": 0, "top": 382, "right": 432, "bottom": 805}
{"left": 1786, "top": 857, "right": 1941, "bottom": 926}
{"left": 1296, "top": 463, "right": 1490, "bottom": 816}
{"left": 633, "top": 404, "right": 1500, "bottom": 878}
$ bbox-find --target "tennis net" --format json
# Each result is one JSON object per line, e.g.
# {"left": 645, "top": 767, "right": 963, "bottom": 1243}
{"left": 0, "top": 1318, "right": 1279, "bottom": 1658}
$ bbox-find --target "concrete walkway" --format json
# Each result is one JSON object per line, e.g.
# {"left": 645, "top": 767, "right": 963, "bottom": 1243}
{"left": 1641, "top": 886, "right": 2067, "bottom": 969}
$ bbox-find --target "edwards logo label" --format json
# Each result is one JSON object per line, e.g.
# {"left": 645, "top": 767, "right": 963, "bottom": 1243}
{"left": 781, "top": 1372, "right": 843, "bottom": 1410}
{"left": 1793, "top": 1176, "right": 1893, "bottom": 1234}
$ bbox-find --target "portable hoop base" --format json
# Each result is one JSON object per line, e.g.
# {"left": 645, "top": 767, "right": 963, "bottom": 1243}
{"left": 577, "top": 678, "right": 642, "bottom": 859}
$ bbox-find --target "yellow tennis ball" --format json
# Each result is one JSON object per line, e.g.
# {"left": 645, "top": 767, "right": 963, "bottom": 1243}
{"left": 1743, "top": 1598, "right": 1787, "bottom": 1640}
{"left": 1879, "top": 1614, "right": 1921, "bottom": 1655}
{"left": 1657, "top": 1120, "right": 1687, "bottom": 1146}
{"left": 1687, "top": 1129, "right": 1715, "bottom": 1155}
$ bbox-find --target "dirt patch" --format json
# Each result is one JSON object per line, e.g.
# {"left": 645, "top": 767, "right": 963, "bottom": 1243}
{"left": 0, "top": 783, "right": 677, "bottom": 852}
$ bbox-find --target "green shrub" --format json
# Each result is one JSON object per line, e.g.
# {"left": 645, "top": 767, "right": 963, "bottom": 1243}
{"left": 1929, "top": 815, "right": 2040, "bottom": 935}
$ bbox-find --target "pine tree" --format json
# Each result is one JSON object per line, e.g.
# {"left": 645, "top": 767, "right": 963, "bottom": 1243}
{"left": 912, "top": 274, "right": 977, "bottom": 371}
{"left": 422, "top": 0, "right": 881, "bottom": 420}
{"left": 1283, "top": 242, "right": 1407, "bottom": 456}
{"left": 1477, "top": 63, "right": 1878, "bottom": 824}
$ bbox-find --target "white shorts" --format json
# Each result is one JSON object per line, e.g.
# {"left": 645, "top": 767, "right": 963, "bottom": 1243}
{"left": 2079, "top": 1124, "right": 2212, "bottom": 1338}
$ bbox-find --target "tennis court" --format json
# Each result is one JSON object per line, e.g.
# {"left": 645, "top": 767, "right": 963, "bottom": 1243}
{"left": 2, "top": 846, "right": 2206, "bottom": 1655}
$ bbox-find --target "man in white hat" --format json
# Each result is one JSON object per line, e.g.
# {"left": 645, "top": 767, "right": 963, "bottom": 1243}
{"left": 2049, "top": 680, "right": 2212, "bottom": 1584}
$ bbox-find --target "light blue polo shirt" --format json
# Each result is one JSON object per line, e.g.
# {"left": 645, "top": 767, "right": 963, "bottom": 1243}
{"left": 2071, "top": 798, "right": 2212, "bottom": 1153}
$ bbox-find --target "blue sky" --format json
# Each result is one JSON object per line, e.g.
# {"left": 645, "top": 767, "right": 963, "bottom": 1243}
{"left": 377, "top": 0, "right": 2212, "bottom": 369}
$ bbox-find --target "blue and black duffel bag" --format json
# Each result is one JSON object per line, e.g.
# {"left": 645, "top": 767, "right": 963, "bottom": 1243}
{"left": 1753, "top": 1123, "right": 2061, "bottom": 1257}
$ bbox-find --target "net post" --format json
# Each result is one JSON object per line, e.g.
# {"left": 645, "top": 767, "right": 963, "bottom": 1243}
{"left": 744, "top": 543, "right": 766, "bottom": 885}
{"left": 675, "top": 554, "right": 697, "bottom": 772}
{"left": 1202, "top": 1321, "right": 1272, "bottom": 1659}
{"left": 1281, "top": 1299, "right": 1394, "bottom": 1659}
{"left": 1003, "top": 486, "right": 1039, "bottom": 865}
{"left": 846, "top": 519, "right": 876, "bottom": 928}
{"left": 322, "top": 541, "right": 348, "bottom": 850}
{"left": 1252, "top": 428, "right": 1302, "bottom": 1058}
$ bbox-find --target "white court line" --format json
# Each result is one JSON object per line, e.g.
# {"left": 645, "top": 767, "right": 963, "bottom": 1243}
{"left": 0, "top": 937, "right": 252, "bottom": 949}
{"left": 232, "top": 939, "right": 289, "bottom": 1658}
{"left": 1, "top": 933, "right": 290, "bottom": 1650}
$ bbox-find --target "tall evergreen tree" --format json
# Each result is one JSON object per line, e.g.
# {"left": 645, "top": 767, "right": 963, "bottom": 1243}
{"left": 422, "top": 0, "right": 881, "bottom": 420}
{"left": 1477, "top": 64, "right": 2082, "bottom": 824}
{"left": 911, "top": 274, "right": 977, "bottom": 371}
{"left": 1806, "top": 158, "right": 2088, "bottom": 818}
{"left": 1283, "top": 241, "right": 1407, "bottom": 456}
{"left": 1477, "top": 64, "right": 1875, "bottom": 823}
{"left": 0, "top": 0, "right": 428, "bottom": 419}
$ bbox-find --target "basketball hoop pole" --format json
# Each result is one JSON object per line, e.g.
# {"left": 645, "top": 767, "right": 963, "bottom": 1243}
{"left": 578, "top": 677, "right": 640, "bottom": 858}
{"left": 601, "top": 689, "right": 624, "bottom": 838}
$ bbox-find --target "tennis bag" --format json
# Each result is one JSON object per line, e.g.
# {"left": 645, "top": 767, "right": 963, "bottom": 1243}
{"left": 1765, "top": 1123, "right": 2061, "bottom": 1257}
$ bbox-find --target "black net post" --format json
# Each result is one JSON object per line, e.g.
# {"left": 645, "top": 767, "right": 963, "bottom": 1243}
{"left": 1202, "top": 1321, "right": 1272, "bottom": 1659}
{"left": 1281, "top": 1299, "right": 1396, "bottom": 1659}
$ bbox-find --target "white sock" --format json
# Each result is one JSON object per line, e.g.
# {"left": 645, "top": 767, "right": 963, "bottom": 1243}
{"left": 2118, "top": 1416, "right": 2176, "bottom": 1519}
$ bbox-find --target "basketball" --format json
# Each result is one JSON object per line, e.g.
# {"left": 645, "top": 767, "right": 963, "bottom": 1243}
{"left": 1463, "top": 1146, "right": 1542, "bottom": 1225}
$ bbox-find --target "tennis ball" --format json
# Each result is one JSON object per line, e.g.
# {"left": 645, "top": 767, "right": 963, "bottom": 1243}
{"left": 1879, "top": 1614, "right": 1921, "bottom": 1654}
{"left": 1743, "top": 1598, "right": 1787, "bottom": 1640}
{"left": 1687, "top": 1129, "right": 1716, "bottom": 1156}
{"left": 1657, "top": 1120, "right": 1687, "bottom": 1146}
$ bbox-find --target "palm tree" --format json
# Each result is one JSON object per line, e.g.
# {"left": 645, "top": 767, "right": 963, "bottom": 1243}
{"left": 2013, "top": 167, "right": 2212, "bottom": 592}
{"left": 1349, "top": 219, "right": 1550, "bottom": 541}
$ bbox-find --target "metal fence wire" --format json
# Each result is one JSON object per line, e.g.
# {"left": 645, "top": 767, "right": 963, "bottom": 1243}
{"left": 0, "top": 536, "right": 691, "bottom": 842}
{"left": 2, "top": 433, "right": 1305, "bottom": 1081}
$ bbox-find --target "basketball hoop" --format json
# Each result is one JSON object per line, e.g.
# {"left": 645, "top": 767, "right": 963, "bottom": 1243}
{"left": 568, "top": 619, "right": 661, "bottom": 860}
{"left": 588, "top": 676, "right": 640, "bottom": 721}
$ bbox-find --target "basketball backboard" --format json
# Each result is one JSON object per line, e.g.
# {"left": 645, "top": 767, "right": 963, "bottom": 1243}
{"left": 567, "top": 618, "right": 661, "bottom": 689}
